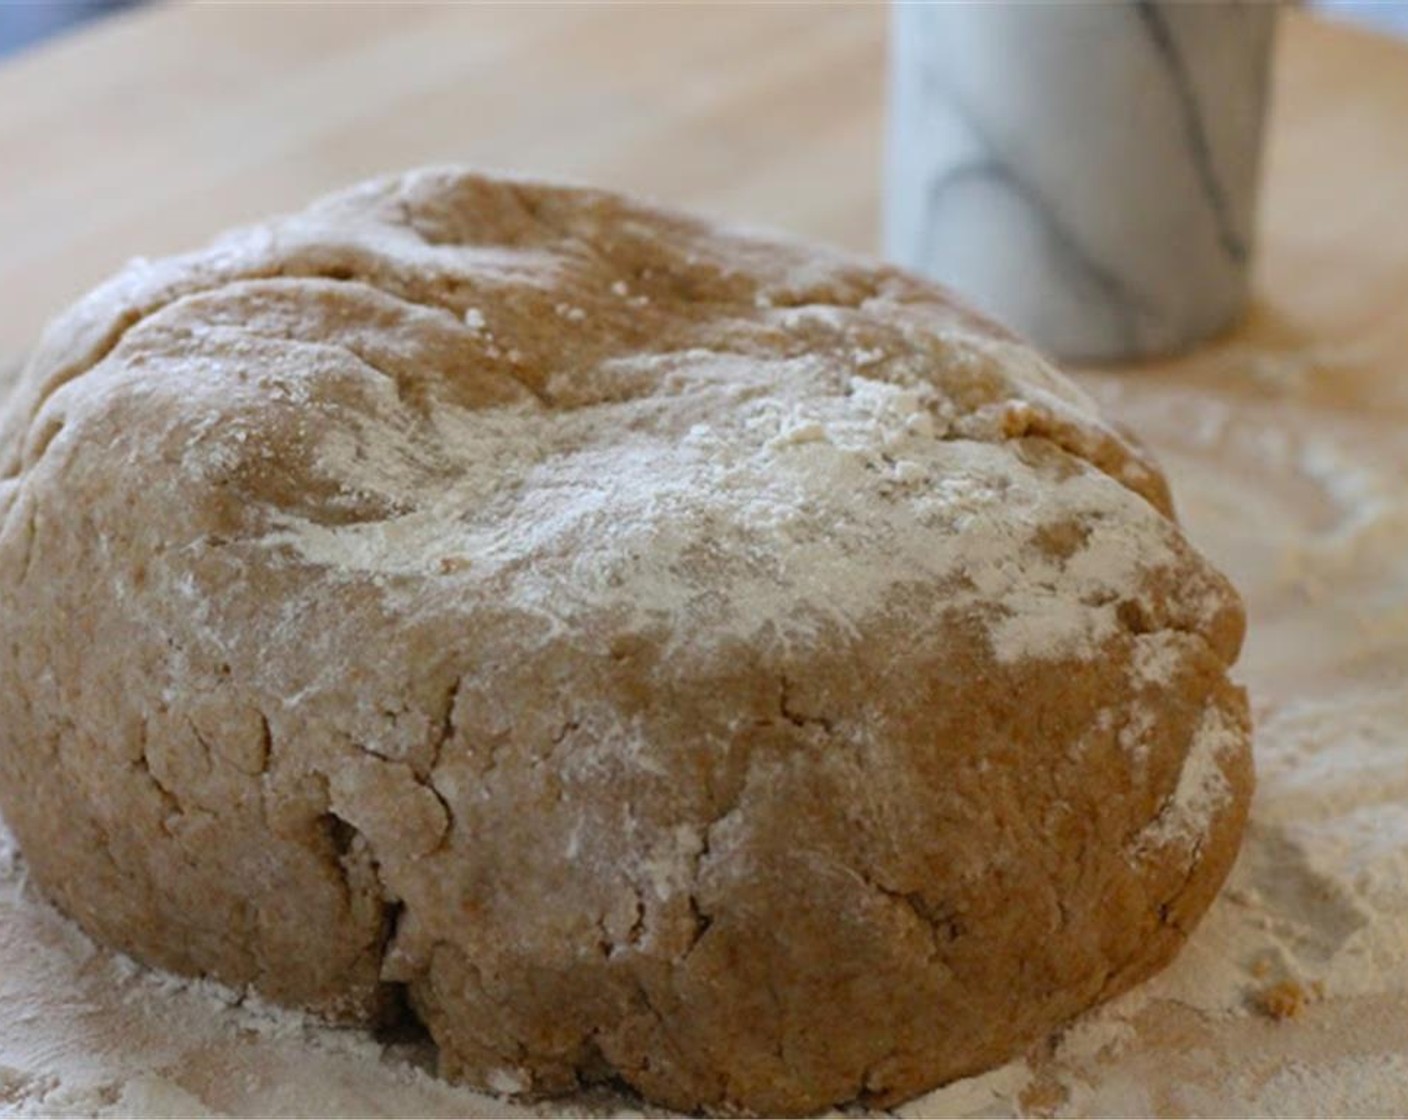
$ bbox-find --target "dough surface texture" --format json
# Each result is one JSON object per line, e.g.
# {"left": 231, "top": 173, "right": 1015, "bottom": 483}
{"left": 0, "top": 169, "right": 1251, "bottom": 1116}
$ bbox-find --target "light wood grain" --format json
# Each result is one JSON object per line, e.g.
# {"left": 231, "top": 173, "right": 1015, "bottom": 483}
{"left": 1, "top": 7, "right": 1407, "bottom": 1117}
{"left": 0, "top": 3, "right": 884, "bottom": 360}
{"left": 1225, "top": 14, "right": 1408, "bottom": 408}
{"left": 2, "top": 7, "right": 1406, "bottom": 381}
{"left": 1, "top": 6, "right": 1404, "bottom": 381}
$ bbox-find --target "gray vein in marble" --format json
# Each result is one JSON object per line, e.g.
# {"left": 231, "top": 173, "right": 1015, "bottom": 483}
{"left": 885, "top": 2, "right": 1275, "bottom": 360}
{"left": 1134, "top": 1, "right": 1250, "bottom": 265}
{"left": 917, "top": 60, "right": 1153, "bottom": 354}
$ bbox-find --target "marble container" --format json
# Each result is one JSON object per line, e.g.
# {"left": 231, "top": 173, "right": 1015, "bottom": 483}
{"left": 885, "top": 3, "right": 1279, "bottom": 363}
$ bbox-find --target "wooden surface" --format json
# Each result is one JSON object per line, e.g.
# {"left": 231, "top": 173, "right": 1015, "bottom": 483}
{"left": 2, "top": 6, "right": 1408, "bottom": 1117}
{"left": 0, "top": 3, "right": 887, "bottom": 361}
{"left": 0, "top": 5, "right": 1401, "bottom": 380}
{"left": 0, "top": 5, "right": 1405, "bottom": 381}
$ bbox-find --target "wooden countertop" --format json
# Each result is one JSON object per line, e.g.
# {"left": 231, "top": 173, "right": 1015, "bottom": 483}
{"left": 2, "top": 6, "right": 1407, "bottom": 1117}
{"left": 0, "top": 4, "right": 1403, "bottom": 382}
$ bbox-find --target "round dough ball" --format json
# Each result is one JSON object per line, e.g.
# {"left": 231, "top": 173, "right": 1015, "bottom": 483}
{"left": 0, "top": 169, "right": 1251, "bottom": 1115}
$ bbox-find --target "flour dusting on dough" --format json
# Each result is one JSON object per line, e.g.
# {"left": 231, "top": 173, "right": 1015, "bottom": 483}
{"left": 0, "top": 171, "right": 1270, "bottom": 1117}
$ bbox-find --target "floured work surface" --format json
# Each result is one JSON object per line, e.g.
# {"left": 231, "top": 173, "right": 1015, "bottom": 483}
{"left": 1, "top": 7, "right": 1407, "bottom": 1114}
{"left": 1, "top": 318, "right": 1406, "bottom": 1119}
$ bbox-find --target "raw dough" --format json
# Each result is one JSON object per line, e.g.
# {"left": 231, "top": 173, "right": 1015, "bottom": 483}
{"left": 0, "top": 168, "right": 1251, "bottom": 1116}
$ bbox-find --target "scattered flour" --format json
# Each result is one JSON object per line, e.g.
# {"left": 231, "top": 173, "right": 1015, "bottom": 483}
{"left": 256, "top": 348, "right": 1198, "bottom": 670}
{"left": 1134, "top": 704, "right": 1239, "bottom": 853}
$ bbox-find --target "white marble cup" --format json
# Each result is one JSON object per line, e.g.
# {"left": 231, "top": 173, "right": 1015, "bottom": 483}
{"left": 885, "top": 2, "right": 1279, "bottom": 363}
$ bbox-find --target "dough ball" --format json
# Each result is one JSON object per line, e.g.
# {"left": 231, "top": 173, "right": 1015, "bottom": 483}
{"left": 0, "top": 169, "right": 1251, "bottom": 1115}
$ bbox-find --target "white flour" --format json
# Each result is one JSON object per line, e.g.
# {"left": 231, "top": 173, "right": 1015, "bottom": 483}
{"left": 1132, "top": 704, "right": 1239, "bottom": 852}
{"left": 255, "top": 346, "right": 1199, "bottom": 671}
